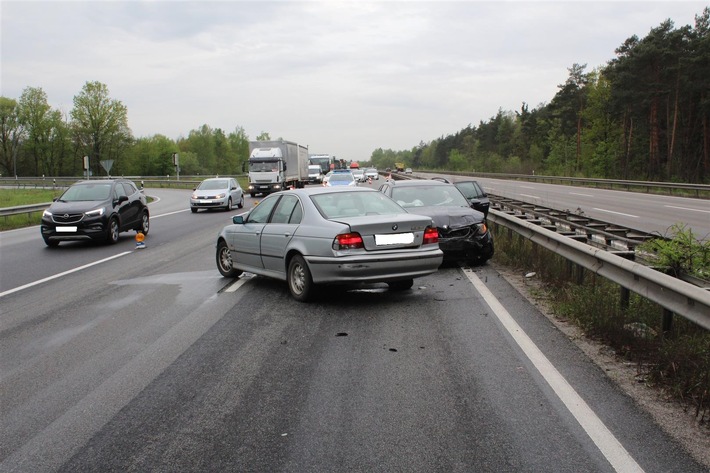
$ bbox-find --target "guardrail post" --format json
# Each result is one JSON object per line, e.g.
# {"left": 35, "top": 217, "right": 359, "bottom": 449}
{"left": 662, "top": 309, "right": 674, "bottom": 336}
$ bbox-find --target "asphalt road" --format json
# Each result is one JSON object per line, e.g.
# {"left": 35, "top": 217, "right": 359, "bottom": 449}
{"left": 448, "top": 175, "right": 710, "bottom": 239}
{"left": 0, "top": 185, "right": 706, "bottom": 472}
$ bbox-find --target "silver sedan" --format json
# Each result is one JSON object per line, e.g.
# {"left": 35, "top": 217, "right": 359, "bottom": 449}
{"left": 216, "top": 187, "right": 443, "bottom": 301}
{"left": 190, "top": 177, "right": 244, "bottom": 212}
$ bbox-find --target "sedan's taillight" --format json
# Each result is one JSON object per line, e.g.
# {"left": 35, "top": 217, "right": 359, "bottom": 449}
{"left": 334, "top": 232, "right": 364, "bottom": 250}
{"left": 423, "top": 226, "right": 439, "bottom": 245}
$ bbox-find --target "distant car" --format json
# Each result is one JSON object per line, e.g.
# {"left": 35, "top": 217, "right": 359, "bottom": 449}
{"left": 307, "top": 165, "right": 324, "bottom": 184}
{"left": 453, "top": 179, "right": 490, "bottom": 218}
{"left": 322, "top": 171, "right": 333, "bottom": 185}
{"left": 378, "top": 179, "right": 493, "bottom": 264}
{"left": 364, "top": 168, "right": 379, "bottom": 180}
{"left": 325, "top": 170, "right": 356, "bottom": 187}
{"left": 41, "top": 178, "right": 149, "bottom": 247}
{"left": 405, "top": 168, "right": 413, "bottom": 174}
{"left": 215, "top": 187, "right": 443, "bottom": 301}
{"left": 351, "top": 168, "right": 366, "bottom": 182}
{"left": 190, "top": 177, "right": 244, "bottom": 212}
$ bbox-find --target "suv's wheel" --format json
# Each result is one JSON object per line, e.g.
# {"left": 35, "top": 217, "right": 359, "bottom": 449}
{"left": 288, "top": 255, "right": 315, "bottom": 302}
{"left": 138, "top": 211, "right": 150, "bottom": 235}
{"left": 106, "top": 217, "right": 120, "bottom": 244}
{"left": 44, "top": 238, "right": 59, "bottom": 248}
{"left": 216, "top": 240, "right": 242, "bottom": 277}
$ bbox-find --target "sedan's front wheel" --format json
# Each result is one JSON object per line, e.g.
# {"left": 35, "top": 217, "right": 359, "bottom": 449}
{"left": 216, "top": 240, "right": 243, "bottom": 278}
{"left": 288, "top": 254, "right": 315, "bottom": 302}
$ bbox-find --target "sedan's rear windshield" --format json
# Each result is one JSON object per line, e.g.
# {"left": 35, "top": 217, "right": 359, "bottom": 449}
{"left": 312, "top": 191, "right": 405, "bottom": 219}
{"left": 60, "top": 183, "right": 112, "bottom": 201}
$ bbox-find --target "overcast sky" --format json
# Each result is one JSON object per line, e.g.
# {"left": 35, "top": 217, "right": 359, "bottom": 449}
{"left": 1, "top": 1, "right": 707, "bottom": 162}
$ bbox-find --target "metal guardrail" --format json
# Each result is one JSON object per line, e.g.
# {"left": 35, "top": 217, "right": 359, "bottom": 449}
{"left": 488, "top": 208, "right": 710, "bottom": 331}
{"left": 0, "top": 203, "right": 51, "bottom": 218}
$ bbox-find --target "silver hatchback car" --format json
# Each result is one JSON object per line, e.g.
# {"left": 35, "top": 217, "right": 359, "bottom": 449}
{"left": 190, "top": 177, "right": 244, "bottom": 212}
{"left": 216, "top": 187, "right": 443, "bottom": 301}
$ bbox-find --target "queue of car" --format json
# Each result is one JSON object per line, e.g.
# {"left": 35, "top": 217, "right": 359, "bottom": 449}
{"left": 40, "top": 171, "right": 492, "bottom": 302}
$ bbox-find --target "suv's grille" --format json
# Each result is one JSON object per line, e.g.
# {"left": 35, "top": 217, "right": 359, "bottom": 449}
{"left": 53, "top": 213, "right": 84, "bottom": 224}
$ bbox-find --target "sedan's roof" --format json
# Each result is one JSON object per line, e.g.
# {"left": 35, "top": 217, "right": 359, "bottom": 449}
{"left": 287, "top": 186, "right": 377, "bottom": 196}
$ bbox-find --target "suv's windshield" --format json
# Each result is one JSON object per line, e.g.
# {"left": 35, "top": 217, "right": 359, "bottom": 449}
{"left": 60, "top": 183, "right": 112, "bottom": 201}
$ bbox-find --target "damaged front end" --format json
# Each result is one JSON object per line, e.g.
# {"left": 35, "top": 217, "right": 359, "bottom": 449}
{"left": 438, "top": 220, "right": 494, "bottom": 264}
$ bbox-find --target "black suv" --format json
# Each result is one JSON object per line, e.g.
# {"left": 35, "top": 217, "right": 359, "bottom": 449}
{"left": 379, "top": 179, "right": 493, "bottom": 264}
{"left": 41, "top": 179, "right": 149, "bottom": 247}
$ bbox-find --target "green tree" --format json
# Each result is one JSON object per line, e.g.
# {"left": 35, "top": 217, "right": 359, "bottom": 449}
{"left": 17, "top": 87, "right": 69, "bottom": 176}
{"left": 70, "top": 81, "right": 132, "bottom": 177}
{"left": 228, "top": 126, "right": 250, "bottom": 172}
{"left": 0, "top": 97, "right": 25, "bottom": 177}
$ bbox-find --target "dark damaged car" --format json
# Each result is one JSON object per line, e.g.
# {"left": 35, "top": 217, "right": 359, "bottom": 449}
{"left": 379, "top": 179, "right": 494, "bottom": 264}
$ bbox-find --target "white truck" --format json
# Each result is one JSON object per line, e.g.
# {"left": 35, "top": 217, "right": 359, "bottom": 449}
{"left": 247, "top": 140, "right": 309, "bottom": 197}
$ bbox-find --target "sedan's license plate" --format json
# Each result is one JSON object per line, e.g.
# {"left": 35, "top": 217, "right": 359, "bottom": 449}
{"left": 56, "top": 226, "right": 77, "bottom": 232}
{"left": 375, "top": 233, "right": 414, "bottom": 245}
{"left": 199, "top": 199, "right": 213, "bottom": 203}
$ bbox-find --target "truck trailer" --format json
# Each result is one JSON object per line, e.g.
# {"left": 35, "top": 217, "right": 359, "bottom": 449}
{"left": 247, "top": 140, "right": 309, "bottom": 197}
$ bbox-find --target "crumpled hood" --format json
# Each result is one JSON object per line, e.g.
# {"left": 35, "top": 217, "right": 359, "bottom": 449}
{"left": 404, "top": 205, "right": 483, "bottom": 228}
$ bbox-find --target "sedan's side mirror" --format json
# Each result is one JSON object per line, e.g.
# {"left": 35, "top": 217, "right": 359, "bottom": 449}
{"left": 233, "top": 215, "right": 245, "bottom": 224}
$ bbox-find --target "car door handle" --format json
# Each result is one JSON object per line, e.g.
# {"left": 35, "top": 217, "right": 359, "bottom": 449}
{"left": 283, "top": 232, "right": 291, "bottom": 237}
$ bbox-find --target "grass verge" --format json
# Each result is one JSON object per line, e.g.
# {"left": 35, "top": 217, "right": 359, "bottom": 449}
{"left": 490, "top": 222, "right": 710, "bottom": 428}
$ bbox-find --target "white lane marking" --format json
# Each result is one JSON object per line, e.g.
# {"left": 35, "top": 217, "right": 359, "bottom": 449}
{"left": 592, "top": 208, "right": 639, "bottom": 218}
{"left": 0, "top": 252, "right": 132, "bottom": 298}
{"left": 519, "top": 193, "right": 540, "bottom": 200}
{"left": 224, "top": 276, "right": 251, "bottom": 293}
{"left": 152, "top": 209, "right": 189, "bottom": 218}
{"left": 462, "top": 269, "right": 644, "bottom": 473}
{"left": 664, "top": 205, "right": 710, "bottom": 214}
{"left": 571, "top": 192, "right": 594, "bottom": 197}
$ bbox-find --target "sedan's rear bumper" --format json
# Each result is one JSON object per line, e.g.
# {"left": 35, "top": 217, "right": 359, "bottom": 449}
{"left": 305, "top": 248, "right": 443, "bottom": 284}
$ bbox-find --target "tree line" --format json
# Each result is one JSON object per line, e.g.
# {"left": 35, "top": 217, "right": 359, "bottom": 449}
{"left": 0, "top": 81, "right": 269, "bottom": 179}
{"left": 1, "top": 8, "right": 708, "bottom": 183}
{"left": 371, "top": 8, "right": 709, "bottom": 183}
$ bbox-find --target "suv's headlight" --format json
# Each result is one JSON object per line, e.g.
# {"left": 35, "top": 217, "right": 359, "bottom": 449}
{"left": 43, "top": 209, "right": 52, "bottom": 217}
{"left": 85, "top": 208, "right": 105, "bottom": 217}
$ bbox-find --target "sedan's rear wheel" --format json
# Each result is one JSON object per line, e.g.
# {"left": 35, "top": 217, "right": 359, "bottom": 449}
{"left": 216, "top": 240, "right": 242, "bottom": 277}
{"left": 237, "top": 194, "right": 244, "bottom": 209}
{"left": 288, "top": 255, "right": 314, "bottom": 302}
{"left": 388, "top": 279, "right": 413, "bottom": 291}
